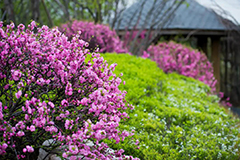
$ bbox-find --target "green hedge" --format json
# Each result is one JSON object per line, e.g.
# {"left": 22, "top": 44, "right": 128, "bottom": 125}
{"left": 101, "top": 53, "right": 240, "bottom": 160}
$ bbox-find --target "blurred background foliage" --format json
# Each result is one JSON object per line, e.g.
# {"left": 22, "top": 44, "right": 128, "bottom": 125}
{"left": 0, "top": 0, "right": 127, "bottom": 27}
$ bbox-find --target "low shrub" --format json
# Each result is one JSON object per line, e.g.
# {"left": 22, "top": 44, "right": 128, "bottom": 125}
{"left": 147, "top": 41, "right": 217, "bottom": 92}
{"left": 59, "top": 20, "right": 129, "bottom": 53}
{"left": 0, "top": 22, "right": 137, "bottom": 160}
{"left": 102, "top": 53, "right": 240, "bottom": 160}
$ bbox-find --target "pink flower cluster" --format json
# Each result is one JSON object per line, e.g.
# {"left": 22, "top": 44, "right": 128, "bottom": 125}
{"left": 147, "top": 41, "right": 217, "bottom": 92}
{"left": 59, "top": 20, "right": 129, "bottom": 54}
{"left": 122, "top": 29, "right": 150, "bottom": 54}
{"left": 218, "top": 92, "right": 232, "bottom": 107}
{"left": 0, "top": 21, "right": 138, "bottom": 159}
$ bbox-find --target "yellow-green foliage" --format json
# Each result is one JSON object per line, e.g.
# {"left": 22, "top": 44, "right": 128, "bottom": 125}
{"left": 102, "top": 53, "right": 240, "bottom": 160}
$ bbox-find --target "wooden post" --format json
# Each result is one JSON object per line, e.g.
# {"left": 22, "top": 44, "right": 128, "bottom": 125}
{"left": 197, "top": 36, "right": 208, "bottom": 55}
{"left": 211, "top": 37, "right": 221, "bottom": 92}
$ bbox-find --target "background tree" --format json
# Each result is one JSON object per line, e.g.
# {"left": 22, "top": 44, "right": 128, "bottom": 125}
{"left": 0, "top": 0, "right": 185, "bottom": 56}
{"left": 0, "top": 0, "right": 127, "bottom": 27}
{"left": 114, "top": 0, "right": 186, "bottom": 55}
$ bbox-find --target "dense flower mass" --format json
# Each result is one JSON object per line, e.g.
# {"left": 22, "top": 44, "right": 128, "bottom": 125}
{"left": 59, "top": 20, "right": 129, "bottom": 54}
{"left": 0, "top": 21, "right": 137, "bottom": 160}
{"left": 147, "top": 41, "right": 217, "bottom": 92}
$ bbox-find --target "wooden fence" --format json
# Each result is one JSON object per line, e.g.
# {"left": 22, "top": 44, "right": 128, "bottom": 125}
{"left": 220, "top": 35, "right": 240, "bottom": 106}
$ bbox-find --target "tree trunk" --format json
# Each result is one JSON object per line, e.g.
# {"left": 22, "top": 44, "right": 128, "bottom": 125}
{"left": 3, "top": 0, "right": 15, "bottom": 24}
{"left": 31, "top": 0, "right": 40, "bottom": 22}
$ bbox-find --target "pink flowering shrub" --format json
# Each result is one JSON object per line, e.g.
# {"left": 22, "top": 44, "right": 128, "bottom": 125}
{"left": 0, "top": 22, "right": 138, "bottom": 160}
{"left": 122, "top": 30, "right": 148, "bottom": 54}
{"left": 59, "top": 20, "right": 129, "bottom": 54}
{"left": 147, "top": 41, "right": 217, "bottom": 92}
{"left": 218, "top": 92, "right": 232, "bottom": 107}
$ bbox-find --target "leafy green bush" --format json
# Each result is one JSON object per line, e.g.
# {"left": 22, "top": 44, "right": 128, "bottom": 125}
{"left": 101, "top": 53, "right": 240, "bottom": 160}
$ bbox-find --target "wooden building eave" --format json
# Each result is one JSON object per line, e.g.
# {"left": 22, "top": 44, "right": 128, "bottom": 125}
{"left": 116, "top": 29, "right": 228, "bottom": 36}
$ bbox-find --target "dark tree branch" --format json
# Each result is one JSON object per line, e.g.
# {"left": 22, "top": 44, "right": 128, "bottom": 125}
{"left": 41, "top": 0, "right": 54, "bottom": 27}
{"left": 3, "top": 0, "right": 15, "bottom": 23}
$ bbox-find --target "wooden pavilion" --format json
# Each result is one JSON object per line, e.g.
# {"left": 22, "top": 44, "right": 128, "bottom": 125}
{"left": 112, "top": 0, "right": 232, "bottom": 93}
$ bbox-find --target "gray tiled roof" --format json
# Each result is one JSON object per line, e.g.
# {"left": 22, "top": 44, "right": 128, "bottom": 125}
{"left": 113, "top": 0, "right": 227, "bottom": 31}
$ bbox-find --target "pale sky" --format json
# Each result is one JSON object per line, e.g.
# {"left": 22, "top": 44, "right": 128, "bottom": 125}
{"left": 195, "top": 0, "right": 240, "bottom": 24}
{"left": 127, "top": 0, "right": 240, "bottom": 24}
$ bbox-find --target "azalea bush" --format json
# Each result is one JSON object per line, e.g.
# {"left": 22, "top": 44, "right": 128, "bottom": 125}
{"left": 0, "top": 22, "right": 138, "bottom": 160}
{"left": 59, "top": 20, "right": 129, "bottom": 53}
{"left": 146, "top": 41, "right": 217, "bottom": 92}
{"left": 102, "top": 53, "right": 240, "bottom": 160}
{"left": 121, "top": 29, "right": 150, "bottom": 55}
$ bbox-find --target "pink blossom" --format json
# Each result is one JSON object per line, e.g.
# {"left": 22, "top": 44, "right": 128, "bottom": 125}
{"left": 79, "top": 76, "right": 86, "bottom": 83}
{"left": 48, "top": 101, "right": 55, "bottom": 108}
{"left": 70, "top": 60, "right": 78, "bottom": 73}
{"left": 135, "top": 140, "right": 139, "bottom": 145}
{"left": 4, "top": 84, "right": 9, "bottom": 90}
{"left": 16, "top": 131, "right": 25, "bottom": 137}
{"left": 27, "top": 107, "right": 32, "bottom": 114}
{"left": 12, "top": 70, "right": 22, "bottom": 81}
{"left": 26, "top": 145, "right": 34, "bottom": 152}
{"left": 45, "top": 126, "right": 58, "bottom": 133}
{"left": 0, "top": 102, "right": 3, "bottom": 120}
{"left": 61, "top": 99, "right": 69, "bottom": 106}
{"left": 2, "top": 143, "right": 8, "bottom": 150}
{"left": 95, "top": 130, "right": 106, "bottom": 141}
{"left": 25, "top": 114, "right": 29, "bottom": 120}
{"left": 62, "top": 152, "right": 68, "bottom": 158}
{"left": 80, "top": 97, "right": 88, "bottom": 106}
{"left": 27, "top": 125, "right": 35, "bottom": 132}
{"left": 69, "top": 145, "right": 78, "bottom": 154}
{"left": 69, "top": 156, "right": 77, "bottom": 160}
{"left": 65, "top": 82, "right": 73, "bottom": 95}
{"left": 29, "top": 21, "right": 37, "bottom": 30}
{"left": 141, "top": 51, "right": 150, "bottom": 59}
{"left": 65, "top": 119, "right": 70, "bottom": 129}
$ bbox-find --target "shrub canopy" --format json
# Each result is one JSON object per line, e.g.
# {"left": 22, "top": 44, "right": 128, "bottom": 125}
{"left": 102, "top": 53, "right": 240, "bottom": 160}
{"left": 147, "top": 41, "right": 217, "bottom": 92}
{"left": 59, "top": 20, "right": 129, "bottom": 54}
{"left": 0, "top": 22, "right": 137, "bottom": 160}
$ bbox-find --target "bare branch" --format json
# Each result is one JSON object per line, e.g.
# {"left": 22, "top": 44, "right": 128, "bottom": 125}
{"left": 52, "top": 0, "right": 70, "bottom": 21}
{"left": 117, "top": 0, "right": 185, "bottom": 55}
{"left": 3, "top": 0, "right": 15, "bottom": 23}
{"left": 74, "top": 1, "right": 95, "bottom": 21}
{"left": 41, "top": 0, "right": 54, "bottom": 27}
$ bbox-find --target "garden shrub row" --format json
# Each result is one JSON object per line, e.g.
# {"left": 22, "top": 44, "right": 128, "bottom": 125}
{"left": 59, "top": 20, "right": 217, "bottom": 94}
{"left": 102, "top": 53, "right": 240, "bottom": 160}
